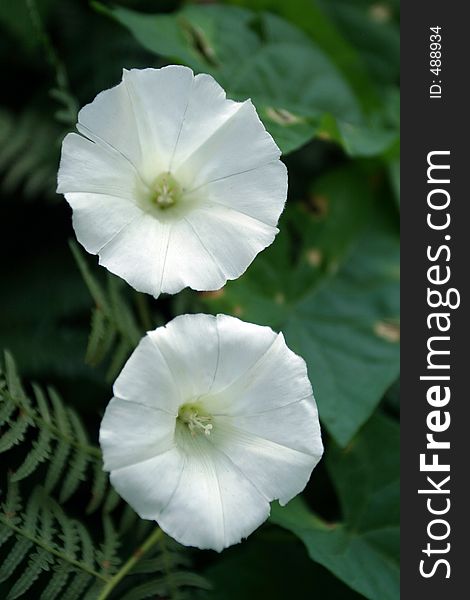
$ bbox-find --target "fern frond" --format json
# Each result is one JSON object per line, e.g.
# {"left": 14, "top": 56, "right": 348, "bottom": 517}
{"left": 86, "top": 308, "right": 116, "bottom": 366}
{"left": 0, "top": 108, "right": 61, "bottom": 200}
{"left": 61, "top": 572, "right": 93, "bottom": 600}
{"left": 11, "top": 386, "right": 52, "bottom": 481}
{"left": 0, "top": 356, "right": 211, "bottom": 599}
{"left": 102, "top": 488, "right": 121, "bottom": 515}
{"left": 97, "top": 516, "right": 121, "bottom": 578}
{"left": 0, "top": 481, "right": 108, "bottom": 599}
{"left": 39, "top": 563, "right": 73, "bottom": 600}
{"left": 87, "top": 461, "right": 109, "bottom": 514}
{"left": 0, "top": 353, "right": 110, "bottom": 511}
{"left": 70, "top": 241, "right": 144, "bottom": 380}
{"left": 59, "top": 410, "right": 91, "bottom": 503}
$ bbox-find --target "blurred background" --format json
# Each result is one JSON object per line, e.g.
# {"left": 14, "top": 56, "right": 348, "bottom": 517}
{"left": 0, "top": 1, "right": 399, "bottom": 598}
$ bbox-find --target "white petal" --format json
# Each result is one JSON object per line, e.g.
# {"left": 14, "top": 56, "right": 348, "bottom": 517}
{"left": 184, "top": 160, "right": 287, "bottom": 227}
{"left": 175, "top": 100, "right": 281, "bottom": 190}
{"left": 209, "top": 315, "right": 278, "bottom": 393}
{"left": 100, "top": 397, "right": 176, "bottom": 471}
{"left": 147, "top": 314, "right": 220, "bottom": 401}
{"left": 97, "top": 213, "right": 171, "bottom": 297}
{"left": 209, "top": 400, "right": 323, "bottom": 505}
{"left": 170, "top": 73, "right": 242, "bottom": 170}
{"left": 77, "top": 77, "right": 144, "bottom": 171}
{"left": 160, "top": 218, "right": 227, "bottom": 294}
{"left": 113, "top": 334, "right": 181, "bottom": 413}
{"left": 122, "top": 66, "right": 194, "bottom": 176}
{"left": 109, "top": 448, "right": 185, "bottom": 521}
{"left": 66, "top": 192, "right": 142, "bottom": 255}
{"left": 184, "top": 204, "right": 278, "bottom": 282}
{"left": 156, "top": 428, "right": 269, "bottom": 552}
{"left": 57, "top": 133, "right": 141, "bottom": 200}
{"left": 204, "top": 331, "right": 313, "bottom": 416}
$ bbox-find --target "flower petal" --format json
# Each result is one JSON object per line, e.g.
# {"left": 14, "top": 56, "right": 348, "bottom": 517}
{"left": 184, "top": 204, "right": 278, "bottom": 282}
{"left": 122, "top": 66, "right": 194, "bottom": 176}
{"left": 156, "top": 428, "right": 269, "bottom": 552}
{"left": 97, "top": 213, "right": 171, "bottom": 297}
{"left": 160, "top": 219, "right": 227, "bottom": 294}
{"left": 77, "top": 77, "right": 144, "bottom": 171}
{"left": 169, "top": 73, "right": 241, "bottom": 170}
{"left": 204, "top": 331, "right": 313, "bottom": 416}
{"left": 109, "top": 447, "right": 185, "bottom": 521}
{"left": 100, "top": 397, "right": 176, "bottom": 471}
{"left": 175, "top": 100, "right": 281, "bottom": 190}
{"left": 184, "top": 160, "right": 287, "bottom": 227}
{"left": 147, "top": 314, "right": 220, "bottom": 401}
{"left": 209, "top": 400, "right": 323, "bottom": 505}
{"left": 57, "top": 133, "right": 141, "bottom": 200}
{"left": 113, "top": 335, "right": 181, "bottom": 413}
{"left": 208, "top": 315, "right": 278, "bottom": 393}
{"left": 66, "top": 193, "right": 142, "bottom": 255}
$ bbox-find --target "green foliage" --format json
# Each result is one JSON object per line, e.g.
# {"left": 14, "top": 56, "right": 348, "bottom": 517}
{"left": 271, "top": 413, "right": 399, "bottom": 600}
{"left": 70, "top": 242, "right": 143, "bottom": 381}
{"left": 0, "top": 481, "right": 114, "bottom": 600}
{"left": 0, "top": 354, "right": 210, "bottom": 599}
{"left": 94, "top": 2, "right": 398, "bottom": 156}
{"left": 0, "top": 351, "right": 106, "bottom": 509}
{"left": 203, "top": 166, "right": 399, "bottom": 445}
{"left": 0, "top": 107, "right": 61, "bottom": 200}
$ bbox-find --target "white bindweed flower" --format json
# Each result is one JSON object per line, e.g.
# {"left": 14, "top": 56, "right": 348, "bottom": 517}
{"left": 58, "top": 66, "right": 287, "bottom": 297}
{"left": 99, "top": 314, "right": 323, "bottom": 552}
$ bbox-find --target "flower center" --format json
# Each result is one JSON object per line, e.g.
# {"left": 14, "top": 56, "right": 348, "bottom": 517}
{"left": 151, "top": 172, "right": 182, "bottom": 209}
{"left": 177, "top": 403, "right": 213, "bottom": 437}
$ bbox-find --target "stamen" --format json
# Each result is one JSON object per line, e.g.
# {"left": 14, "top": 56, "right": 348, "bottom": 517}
{"left": 178, "top": 404, "right": 213, "bottom": 437}
{"left": 151, "top": 172, "right": 182, "bottom": 209}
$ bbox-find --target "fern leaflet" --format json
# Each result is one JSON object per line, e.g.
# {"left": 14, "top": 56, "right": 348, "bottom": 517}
{"left": 70, "top": 241, "right": 144, "bottom": 380}
{"left": 0, "top": 352, "right": 108, "bottom": 511}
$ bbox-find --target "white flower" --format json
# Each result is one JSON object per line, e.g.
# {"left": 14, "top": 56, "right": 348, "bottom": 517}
{"left": 99, "top": 314, "right": 323, "bottom": 552}
{"left": 58, "top": 66, "right": 287, "bottom": 297}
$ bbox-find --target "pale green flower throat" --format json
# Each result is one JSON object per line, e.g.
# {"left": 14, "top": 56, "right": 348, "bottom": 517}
{"left": 178, "top": 403, "right": 213, "bottom": 437}
{"left": 151, "top": 172, "right": 182, "bottom": 209}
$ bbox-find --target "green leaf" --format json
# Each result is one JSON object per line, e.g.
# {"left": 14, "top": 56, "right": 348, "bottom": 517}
{"left": 227, "top": 0, "right": 382, "bottom": 112}
{"left": 229, "top": 38, "right": 361, "bottom": 154}
{"left": 60, "top": 572, "right": 92, "bottom": 600}
{"left": 96, "top": 3, "right": 399, "bottom": 156}
{"left": 321, "top": 0, "right": 400, "bottom": 85}
{"left": 7, "top": 548, "right": 54, "bottom": 600}
{"left": 0, "top": 538, "right": 33, "bottom": 583}
{"left": 93, "top": 3, "right": 259, "bottom": 84}
{"left": 204, "top": 533, "right": 363, "bottom": 599}
{"left": 59, "top": 410, "right": 90, "bottom": 503}
{"left": 86, "top": 462, "right": 108, "bottom": 514}
{"left": 0, "top": 355, "right": 105, "bottom": 515}
{"left": 70, "top": 243, "right": 142, "bottom": 376}
{"left": 271, "top": 413, "right": 399, "bottom": 600}
{"left": 12, "top": 386, "right": 53, "bottom": 482}
{"left": 203, "top": 167, "right": 399, "bottom": 445}
{"left": 39, "top": 564, "right": 73, "bottom": 600}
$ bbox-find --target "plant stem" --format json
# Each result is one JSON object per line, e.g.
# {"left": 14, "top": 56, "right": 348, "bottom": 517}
{"left": 96, "top": 527, "right": 163, "bottom": 600}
